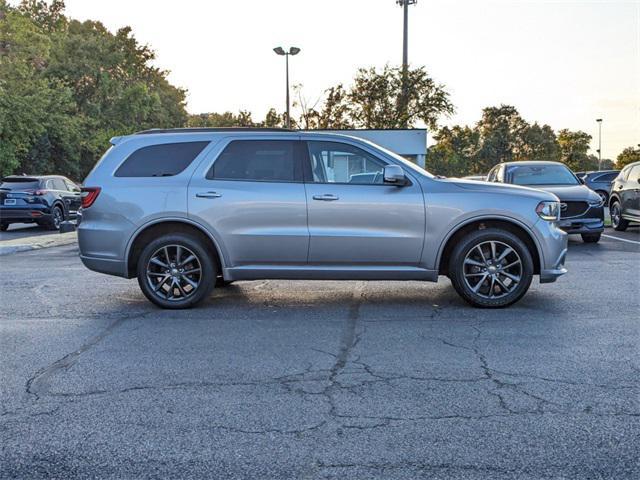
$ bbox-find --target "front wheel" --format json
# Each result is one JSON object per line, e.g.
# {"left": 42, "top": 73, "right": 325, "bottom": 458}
{"left": 47, "top": 205, "right": 64, "bottom": 230}
{"left": 610, "top": 201, "right": 628, "bottom": 231}
{"left": 136, "top": 233, "right": 216, "bottom": 309}
{"left": 449, "top": 228, "right": 534, "bottom": 308}
{"left": 581, "top": 233, "right": 601, "bottom": 243}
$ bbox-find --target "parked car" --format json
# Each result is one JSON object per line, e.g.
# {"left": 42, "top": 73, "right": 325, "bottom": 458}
{"left": 0, "top": 175, "right": 82, "bottom": 231}
{"left": 609, "top": 161, "right": 640, "bottom": 231}
{"left": 78, "top": 128, "right": 568, "bottom": 309}
{"left": 579, "top": 170, "right": 620, "bottom": 203}
{"left": 486, "top": 161, "right": 604, "bottom": 243}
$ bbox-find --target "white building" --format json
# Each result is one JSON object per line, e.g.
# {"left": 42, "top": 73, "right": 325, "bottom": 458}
{"left": 319, "top": 129, "right": 427, "bottom": 168}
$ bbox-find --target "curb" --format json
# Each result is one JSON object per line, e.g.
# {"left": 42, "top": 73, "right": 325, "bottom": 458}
{"left": 0, "top": 232, "right": 77, "bottom": 256}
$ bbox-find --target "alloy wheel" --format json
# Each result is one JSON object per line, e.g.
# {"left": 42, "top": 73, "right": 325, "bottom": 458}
{"left": 611, "top": 204, "right": 621, "bottom": 228}
{"left": 53, "top": 208, "right": 63, "bottom": 229}
{"left": 463, "top": 240, "right": 523, "bottom": 299}
{"left": 146, "top": 244, "right": 202, "bottom": 301}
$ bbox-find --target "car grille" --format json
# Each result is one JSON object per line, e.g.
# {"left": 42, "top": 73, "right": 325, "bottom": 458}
{"left": 560, "top": 201, "right": 589, "bottom": 219}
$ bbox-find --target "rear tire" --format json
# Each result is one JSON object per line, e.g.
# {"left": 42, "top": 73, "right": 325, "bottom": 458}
{"left": 610, "top": 200, "right": 628, "bottom": 231}
{"left": 449, "top": 228, "right": 534, "bottom": 308}
{"left": 136, "top": 233, "right": 216, "bottom": 309}
{"left": 47, "top": 205, "right": 64, "bottom": 231}
{"left": 581, "top": 233, "right": 601, "bottom": 243}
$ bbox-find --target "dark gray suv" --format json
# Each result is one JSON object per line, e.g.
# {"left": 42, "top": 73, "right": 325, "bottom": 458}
{"left": 78, "top": 128, "right": 568, "bottom": 309}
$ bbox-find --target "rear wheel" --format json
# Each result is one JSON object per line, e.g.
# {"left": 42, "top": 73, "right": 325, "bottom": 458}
{"left": 581, "top": 233, "right": 601, "bottom": 243}
{"left": 136, "top": 233, "right": 216, "bottom": 309}
{"left": 610, "top": 200, "right": 628, "bottom": 231}
{"left": 47, "top": 205, "right": 64, "bottom": 231}
{"left": 449, "top": 229, "right": 534, "bottom": 308}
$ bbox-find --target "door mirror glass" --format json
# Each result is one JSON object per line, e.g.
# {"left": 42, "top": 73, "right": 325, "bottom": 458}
{"left": 383, "top": 165, "right": 407, "bottom": 185}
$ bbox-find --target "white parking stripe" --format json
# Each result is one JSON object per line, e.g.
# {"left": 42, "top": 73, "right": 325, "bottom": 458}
{"left": 602, "top": 234, "right": 640, "bottom": 245}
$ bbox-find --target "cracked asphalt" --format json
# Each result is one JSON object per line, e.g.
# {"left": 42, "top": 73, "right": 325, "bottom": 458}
{"left": 1, "top": 234, "right": 639, "bottom": 479}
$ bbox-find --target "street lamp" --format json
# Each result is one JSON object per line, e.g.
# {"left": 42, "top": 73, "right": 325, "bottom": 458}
{"left": 273, "top": 46, "right": 301, "bottom": 129}
{"left": 396, "top": 0, "right": 418, "bottom": 129}
{"left": 596, "top": 118, "right": 603, "bottom": 171}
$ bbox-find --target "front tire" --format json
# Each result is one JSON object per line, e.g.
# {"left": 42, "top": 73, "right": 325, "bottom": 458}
{"left": 581, "top": 233, "right": 601, "bottom": 243}
{"left": 136, "top": 233, "right": 216, "bottom": 309}
{"left": 610, "top": 200, "right": 628, "bottom": 231}
{"left": 449, "top": 228, "right": 534, "bottom": 308}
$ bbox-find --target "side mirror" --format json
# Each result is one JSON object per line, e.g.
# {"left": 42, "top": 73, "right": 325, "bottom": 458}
{"left": 383, "top": 165, "right": 407, "bottom": 186}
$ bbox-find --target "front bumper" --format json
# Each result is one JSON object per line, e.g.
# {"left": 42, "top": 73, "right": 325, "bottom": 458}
{"left": 557, "top": 205, "right": 604, "bottom": 235}
{"left": 535, "top": 219, "right": 569, "bottom": 284}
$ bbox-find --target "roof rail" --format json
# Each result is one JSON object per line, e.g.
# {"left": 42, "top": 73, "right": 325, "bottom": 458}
{"left": 135, "top": 127, "right": 296, "bottom": 135}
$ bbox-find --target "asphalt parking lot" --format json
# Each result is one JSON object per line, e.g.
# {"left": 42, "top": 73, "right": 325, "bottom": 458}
{"left": 1, "top": 230, "right": 639, "bottom": 479}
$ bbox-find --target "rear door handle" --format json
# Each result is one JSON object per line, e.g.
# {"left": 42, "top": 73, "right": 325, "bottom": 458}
{"left": 196, "top": 191, "right": 222, "bottom": 199}
{"left": 312, "top": 194, "right": 339, "bottom": 201}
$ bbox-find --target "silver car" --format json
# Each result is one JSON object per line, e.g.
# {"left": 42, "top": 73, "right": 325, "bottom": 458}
{"left": 78, "top": 128, "right": 568, "bottom": 309}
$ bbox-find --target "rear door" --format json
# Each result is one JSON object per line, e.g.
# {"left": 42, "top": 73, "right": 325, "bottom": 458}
{"left": 188, "top": 137, "right": 309, "bottom": 266}
{"left": 303, "top": 140, "right": 425, "bottom": 265}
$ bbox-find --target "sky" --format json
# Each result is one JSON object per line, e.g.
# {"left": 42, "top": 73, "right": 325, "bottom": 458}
{"left": 20, "top": 0, "right": 640, "bottom": 159}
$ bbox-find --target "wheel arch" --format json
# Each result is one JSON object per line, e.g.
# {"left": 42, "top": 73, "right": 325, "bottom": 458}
{"left": 125, "top": 218, "right": 226, "bottom": 279}
{"left": 608, "top": 193, "right": 621, "bottom": 209}
{"left": 437, "top": 217, "right": 542, "bottom": 276}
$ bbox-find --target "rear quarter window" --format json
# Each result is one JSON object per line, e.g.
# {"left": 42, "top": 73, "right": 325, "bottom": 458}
{"left": 115, "top": 141, "right": 209, "bottom": 177}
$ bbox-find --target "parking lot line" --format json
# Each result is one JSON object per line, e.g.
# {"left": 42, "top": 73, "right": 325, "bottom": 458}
{"left": 602, "top": 234, "right": 640, "bottom": 245}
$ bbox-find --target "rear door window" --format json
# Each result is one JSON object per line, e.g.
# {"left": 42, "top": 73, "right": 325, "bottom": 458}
{"left": 208, "top": 140, "right": 302, "bottom": 182}
{"left": 52, "top": 178, "right": 67, "bottom": 191}
{"left": 115, "top": 141, "right": 209, "bottom": 177}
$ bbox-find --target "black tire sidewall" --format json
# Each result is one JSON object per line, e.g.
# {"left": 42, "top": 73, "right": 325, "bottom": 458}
{"left": 136, "top": 233, "right": 216, "bottom": 309}
{"left": 449, "top": 228, "right": 534, "bottom": 308}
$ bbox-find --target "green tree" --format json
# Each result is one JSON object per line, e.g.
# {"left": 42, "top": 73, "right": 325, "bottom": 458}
{"left": 427, "top": 126, "right": 479, "bottom": 177}
{"left": 616, "top": 146, "right": 640, "bottom": 168}
{"left": 557, "top": 129, "right": 594, "bottom": 172}
{"left": 347, "top": 65, "right": 454, "bottom": 130}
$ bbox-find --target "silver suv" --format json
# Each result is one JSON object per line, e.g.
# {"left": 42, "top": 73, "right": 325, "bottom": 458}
{"left": 78, "top": 128, "right": 568, "bottom": 309}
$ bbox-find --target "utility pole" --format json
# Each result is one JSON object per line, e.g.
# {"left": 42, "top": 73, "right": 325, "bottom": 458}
{"left": 596, "top": 118, "right": 603, "bottom": 170}
{"left": 397, "top": 0, "right": 417, "bottom": 129}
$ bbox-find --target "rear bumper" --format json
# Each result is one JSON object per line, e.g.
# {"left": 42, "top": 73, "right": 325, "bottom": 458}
{"left": 79, "top": 254, "right": 128, "bottom": 278}
{"left": 0, "top": 206, "right": 51, "bottom": 223}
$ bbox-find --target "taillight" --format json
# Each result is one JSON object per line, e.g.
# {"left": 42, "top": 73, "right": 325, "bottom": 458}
{"left": 81, "top": 187, "right": 101, "bottom": 208}
{"left": 34, "top": 189, "right": 47, "bottom": 196}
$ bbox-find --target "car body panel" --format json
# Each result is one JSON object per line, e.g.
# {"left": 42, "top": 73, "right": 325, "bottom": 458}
{"left": 610, "top": 162, "right": 640, "bottom": 222}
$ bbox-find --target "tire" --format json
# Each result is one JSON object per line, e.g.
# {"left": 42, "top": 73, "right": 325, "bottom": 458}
{"left": 610, "top": 200, "right": 628, "bottom": 232}
{"left": 136, "top": 233, "right": 216, "bottom": 309}
{"left": 0, "top": 223, "right": 8, "bottom": 231}
{"left": 595, "top": 190, "right": 608, "bottom": 204}
{"left": 581, "top": 233, "right": 601, "bottom": 243}
{"left": 47, "top": 205, "right": 64, "bottom": 231}
{"left": 448, "top": 228, "right": 534, "bottom": 308}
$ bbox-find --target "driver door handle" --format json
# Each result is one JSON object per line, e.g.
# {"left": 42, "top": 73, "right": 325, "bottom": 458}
{"left": 313, "top": 194, "right": 339, "bottom": 201}
{"left": 196, "top": 191, "right": 222, "bottom": 199}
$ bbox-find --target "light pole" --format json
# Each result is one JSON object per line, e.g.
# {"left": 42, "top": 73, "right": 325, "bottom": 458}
{"left": 397, "top": 0, "right": 417, "bottom": 128}
{"left": 596, "top": 118, "right": 603, "bottom": 170}
{"left": 273, "top": 46, "right": 301, "bottom": 129}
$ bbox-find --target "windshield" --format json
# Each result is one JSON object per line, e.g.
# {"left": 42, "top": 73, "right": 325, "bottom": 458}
{"left": 507, "top": 164, "right": 579, "bottom": 186}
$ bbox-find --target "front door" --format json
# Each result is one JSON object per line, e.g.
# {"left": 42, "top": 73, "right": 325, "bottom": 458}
{"left": 304, "top": 140, "right": 425, "bottom": 265}
{"left": 622, "top": 164, "right": 640, "bottom": 217}
{"left": 189, "top": 138, "right": 309, "bottom": 266}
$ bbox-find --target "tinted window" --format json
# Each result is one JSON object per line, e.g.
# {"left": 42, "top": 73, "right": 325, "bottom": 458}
{"left": 52, "top": 178, "right": 67, "bottom": 191}
{"left": 593, "top": 172, "right": 618, "bottom": 182}
{"left": 307, "top": 141, "right": 386, "bottom": 184}
{"left": 0, "top": 179, "right": 40, "bottom": 190}
{"left": 65, "top": 180, "right": 80, "bottom": 192}
{"left": 209, "top": 140, "right": 300, "bottom": 182}
{"left": 628, "top": 165, "right": 640, "bottom": 182}
{"left": 507, "top": 164, "right": 579, "bottom": 186}
{"left": 115, "top": 141, "right": 209, "bottom": 177}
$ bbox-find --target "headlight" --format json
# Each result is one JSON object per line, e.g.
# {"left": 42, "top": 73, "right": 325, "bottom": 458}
{"left": 588, "top": 198, "right": 604, "bottom": 208}
{"left": 536, "top": 201, "right": 560, "bottom": 221}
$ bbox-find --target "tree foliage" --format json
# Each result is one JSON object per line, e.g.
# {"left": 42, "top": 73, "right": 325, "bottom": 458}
{"left": 427, "top": 105, "right": 602, "bottom": 177}
{"left": 616, "top": 146, "right": 640, "bottom": 169}
{"left": 0, "top": 0, "right": 187, "bottom": 179}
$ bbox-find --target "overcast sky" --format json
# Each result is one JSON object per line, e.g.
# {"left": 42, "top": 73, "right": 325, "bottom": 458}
{"left": 27, "top": 0, "right": 640, "bottom": 158}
